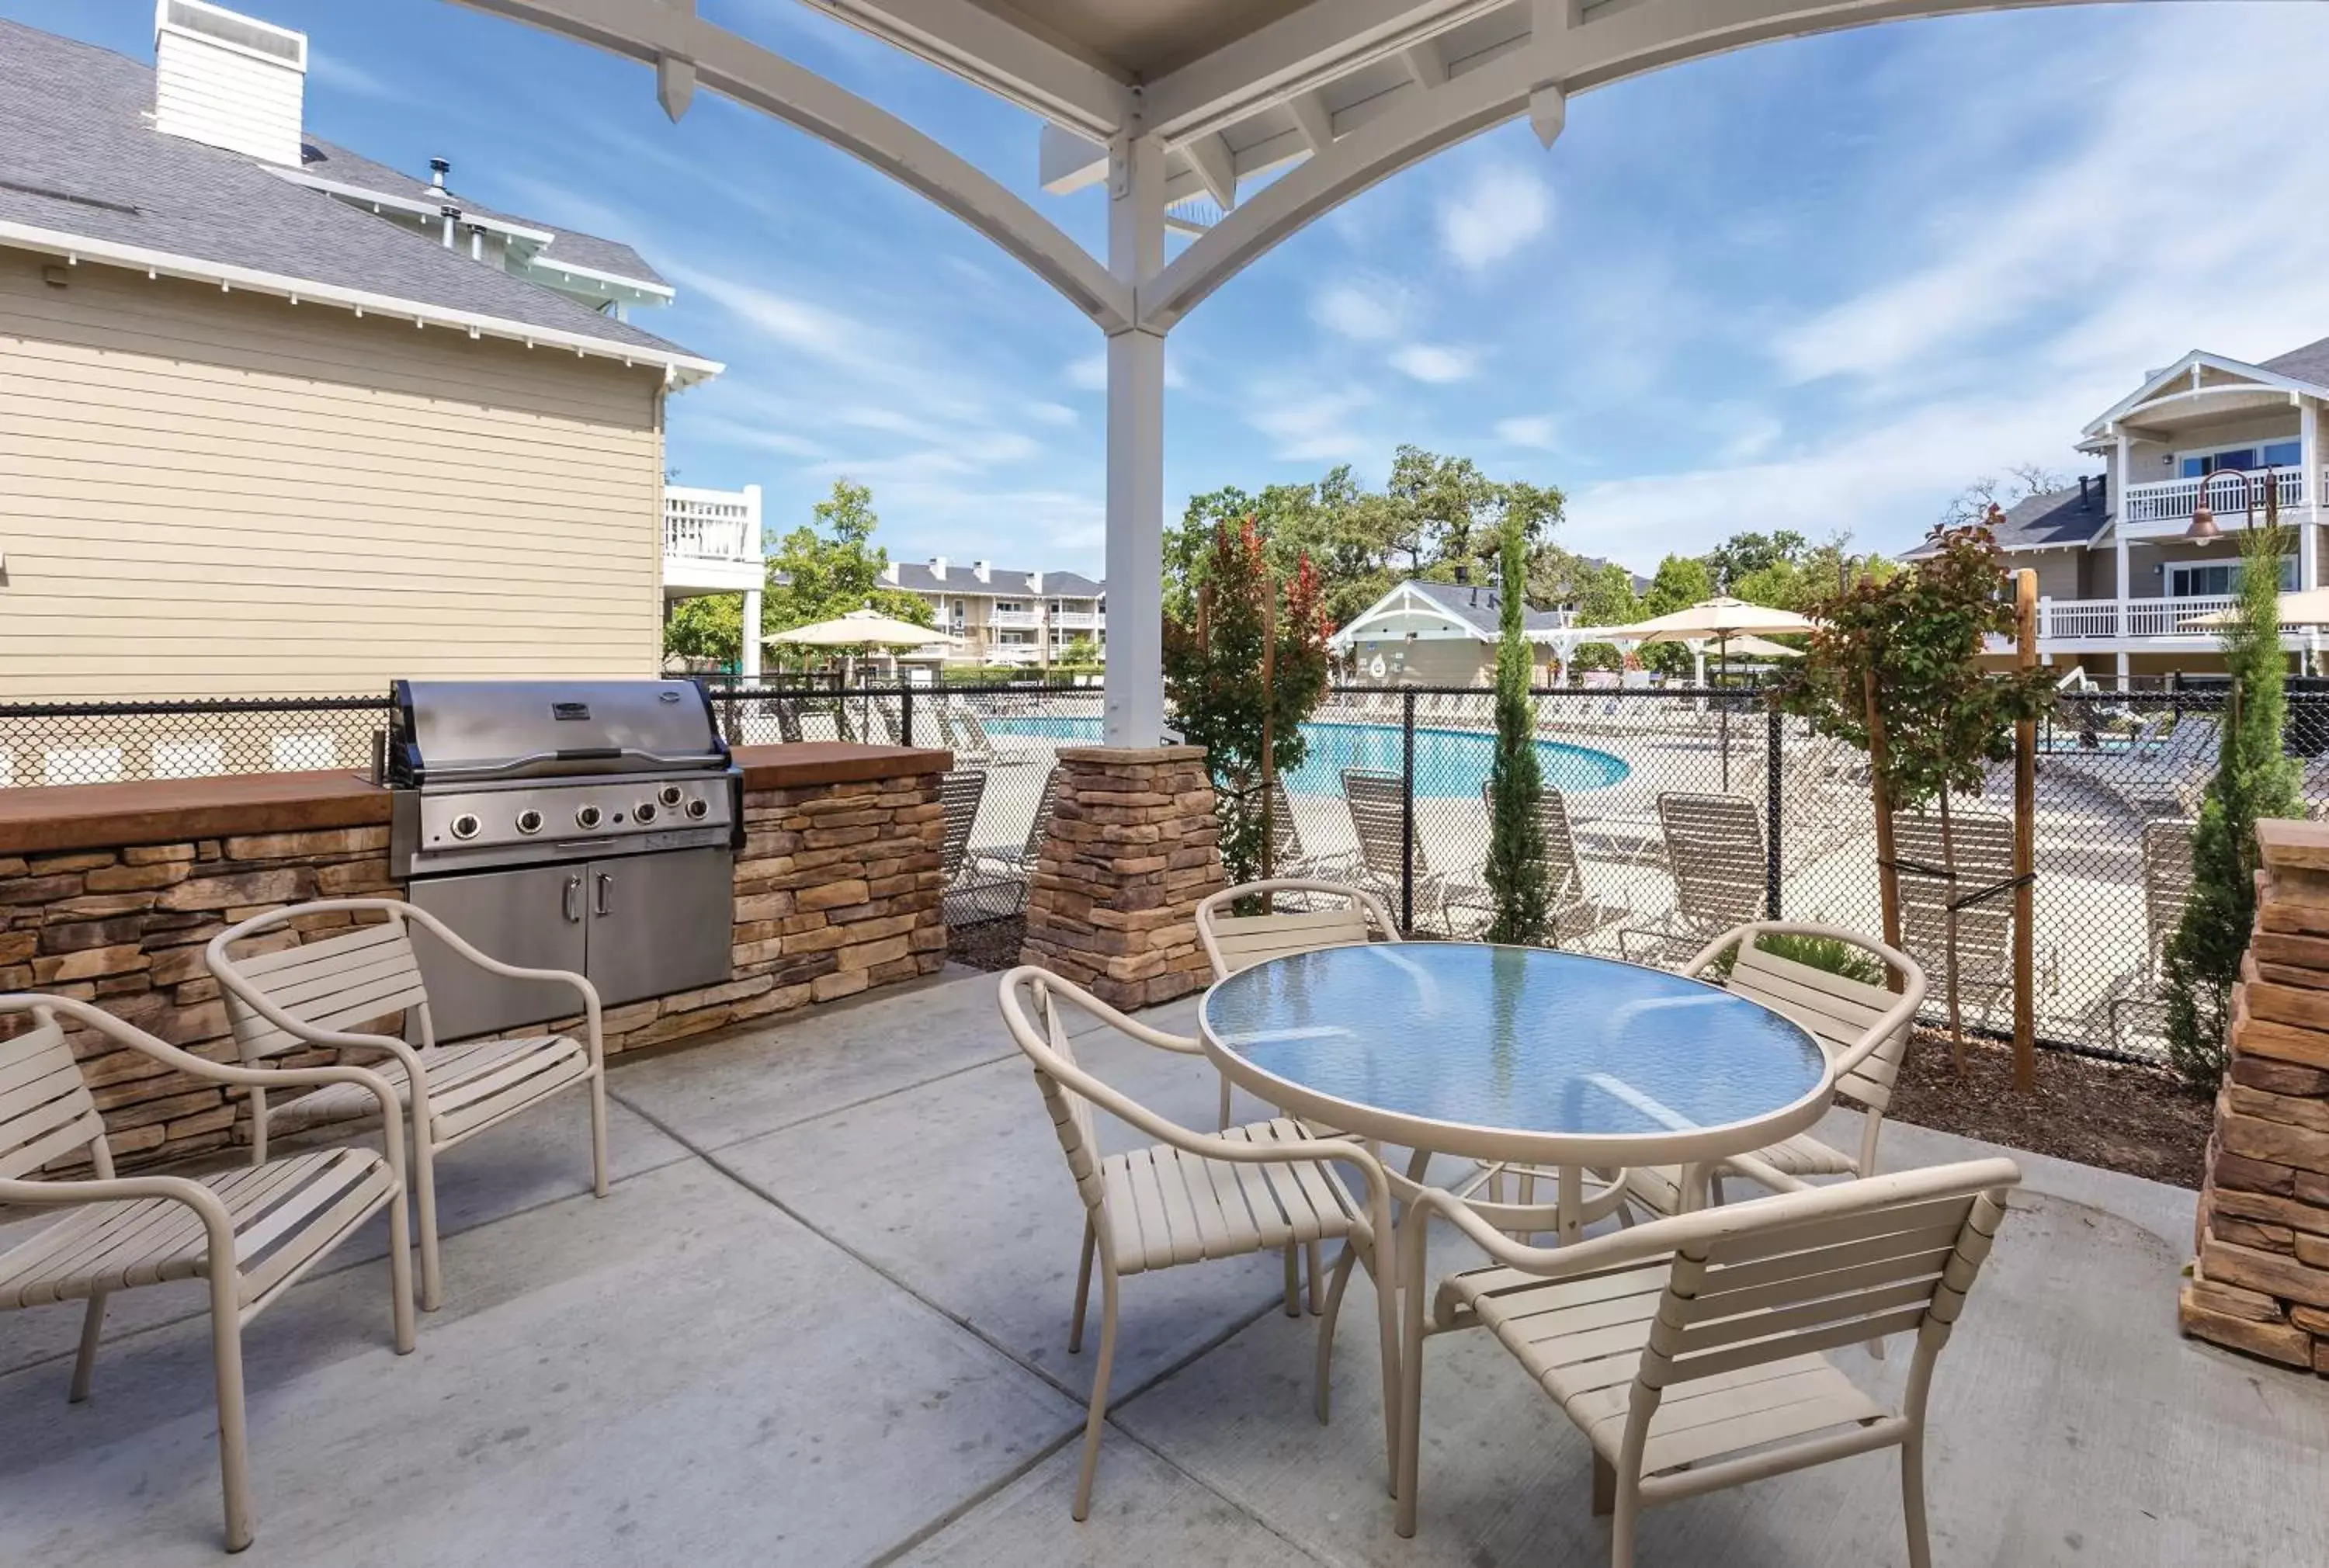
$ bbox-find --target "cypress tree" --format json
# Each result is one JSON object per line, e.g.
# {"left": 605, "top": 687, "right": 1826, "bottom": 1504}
{"left": 1484, "top": 517, "right": 1553, "bottom": 945}
{"left": 2162, "top": 505, "right": 2302, "bottom": 1089}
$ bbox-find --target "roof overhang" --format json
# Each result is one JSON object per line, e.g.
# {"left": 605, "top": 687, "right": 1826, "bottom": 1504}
{"left": 2084, "top": 350, "right": 2329, "bottom": 439}
{"left": 268, "top": 167, "right": 561, "bottom": 244}
{"left": 0, "top": 219, "right": 724, "bottom": 387}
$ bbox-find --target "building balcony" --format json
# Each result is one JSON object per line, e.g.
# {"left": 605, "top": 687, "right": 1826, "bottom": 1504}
{"left": 987, "top": 609, "right": 1040, "bottom": 629}
{"left": 1049, "top": 610, "right": 1102, "bottom": 630}
{"left": 2117, "top": 468, "right": 2317, "bottom": 539}
{"left": 2018, "top": 595, "right": 2328, "bottom": 651}
{"left": 663, "top": 484, "right": 763, "bottom": 595}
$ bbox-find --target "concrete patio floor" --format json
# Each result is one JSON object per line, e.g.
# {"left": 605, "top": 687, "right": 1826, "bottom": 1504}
{"left": 3, "top": 967, "right": 2326, "bottom": 1567}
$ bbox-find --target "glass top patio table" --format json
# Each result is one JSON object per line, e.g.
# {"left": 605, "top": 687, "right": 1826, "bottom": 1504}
{"left": 1198, "top": 942, "right": 1833, "bottom": 1168}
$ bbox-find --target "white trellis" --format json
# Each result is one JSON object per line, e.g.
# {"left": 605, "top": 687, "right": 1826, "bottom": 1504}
{"left": 450, "top": 0, "right": 2209, "bottom": 743}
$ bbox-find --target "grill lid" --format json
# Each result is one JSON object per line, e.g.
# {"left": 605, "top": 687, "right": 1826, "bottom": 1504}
{"left": 392, "top": 679, "right": 730, "bottom": 785}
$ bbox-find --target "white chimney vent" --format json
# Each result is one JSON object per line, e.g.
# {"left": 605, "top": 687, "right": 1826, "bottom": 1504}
{"left": 928, "top": 556, "right": 947, "bottom": 581}
{"left": 972, "top": 560, "right": 992, "bottom": 583}
{"left": 154, "top": 0, "right": 308, "bottom": 168}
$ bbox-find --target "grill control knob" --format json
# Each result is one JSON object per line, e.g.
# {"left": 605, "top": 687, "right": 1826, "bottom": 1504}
{"left": 685, "top": 798, "right": 711, "bottom": 820}
{"left": 515, "top": 809, "right": 543, "bottom": 835}
{"left": 658, "top": 784, "right": 685, "bottom": 807}
{"left": 449, "top": 813, "right": 481, "bottom": 841}
{"left": 574, "top": 805, "right": 603, "bottom": 830}
{"left": 634, "top": 803, "right": 659, "bottom": 824}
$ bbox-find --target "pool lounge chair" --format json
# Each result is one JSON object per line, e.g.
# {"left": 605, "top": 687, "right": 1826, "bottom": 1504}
{"left": 963, "top": 763, "right": 1064, "bottom": 911}
{"left": 1890, "top": 808, "right": 2017, "bottom": 1032}
{"left": 1442, "top": 785, "right": 1629, "bottom": 947}
{"left": 1341, "top": 768, "right": 1452, "bottom": 929}
{"left": 2105, "top": 818, "right": 2195, "bottom": 1053}
{"left": 1618, "top": 793, "right": 1768, "bottom": 966}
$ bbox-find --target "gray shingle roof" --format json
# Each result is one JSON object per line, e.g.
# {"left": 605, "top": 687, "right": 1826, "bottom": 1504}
{"left": 294, "top": 139, "right": 667, "bottom": 287}
{"left": 1901, "top": 480, "right": 2111, "bottom": 558}
{"left": 2261, "top": 334, "right": 2329, "bottom": 391}
{"left": 887, "top": 563, "right": 1105, "bottom": 597}
{"left": 0, "top": 19, "right": 691, "bottom": 358}
{"left": 1399, "top": 578, "right": 1571, "bottom": 637}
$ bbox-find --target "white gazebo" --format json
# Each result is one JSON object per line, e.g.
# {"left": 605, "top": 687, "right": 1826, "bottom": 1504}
{"left": 456, "top": 0, "right": 2130, "bottom": 744}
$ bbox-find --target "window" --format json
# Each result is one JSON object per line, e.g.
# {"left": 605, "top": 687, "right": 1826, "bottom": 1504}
{"left": 2169, "top": 557, "right": 2297, "bottom": 597}
{"left": 2180, "top": 439, "right": 2301, "bottom": 477}
{"left": 994, "top": 600, "right": 1026, "bottom": 614}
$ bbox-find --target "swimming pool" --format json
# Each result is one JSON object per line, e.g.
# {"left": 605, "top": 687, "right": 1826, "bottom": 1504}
{"left": 980, "top": 716, "right": 1630, "bottom": 799}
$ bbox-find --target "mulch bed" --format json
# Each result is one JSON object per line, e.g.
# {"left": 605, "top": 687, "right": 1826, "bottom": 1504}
{"left": 1886, "top": 1027, "right": 2213, "bottom": 1189}
{"left": 948, "top": 912, "right": 1026, "bottom": 973}
{"left": 946, "top": 914, "right": 2216, "bottom": 1188}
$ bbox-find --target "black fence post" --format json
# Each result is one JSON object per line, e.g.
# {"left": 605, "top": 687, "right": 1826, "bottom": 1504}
{"left": 1765, "top": 702, "right": 1783, "bottom": 920}
{"left": 1401, "top": 688, "right": 1417, "bottom": 935}
{"left": 901, "top": 684, "right": 915, "bottom": 749}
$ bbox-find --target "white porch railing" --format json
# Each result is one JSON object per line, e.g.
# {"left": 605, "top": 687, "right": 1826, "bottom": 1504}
{"left": 2121, "top": 468, "right": 2310, "bottom": 526}
{"left": 663, "top": 484, "right": 762, "bottom": 562}
{"left": 989, "top": 609, "right": 1040, "bottom": 628}
{"left": 2037, "top": 595, "right": 2248, "bottom": 639}
{"left": 1050, "top": 609, "right": 1102, "bottom": 629}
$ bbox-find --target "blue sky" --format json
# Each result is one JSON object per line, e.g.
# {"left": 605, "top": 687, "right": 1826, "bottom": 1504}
{"left": 13, "top": 1, "right": 2329, "bottom": 578}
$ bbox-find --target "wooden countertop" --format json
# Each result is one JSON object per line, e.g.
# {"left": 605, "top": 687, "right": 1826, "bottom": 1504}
{"left": 733, "top": 743, "right": 953, "bottom": 791}
{"left": 0, "top": 744, "right": 954, "bottom": 856}
{"left": 0, "top": 768, "right": 392, "bottom": 856}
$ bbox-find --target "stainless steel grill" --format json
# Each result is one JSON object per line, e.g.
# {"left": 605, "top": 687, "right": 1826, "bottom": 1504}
{"left": 387, "top": 679, "right": 742, "bottom": 1037}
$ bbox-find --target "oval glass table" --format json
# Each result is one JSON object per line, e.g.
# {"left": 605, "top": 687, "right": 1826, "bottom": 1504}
{"left": 1197, "top": 942, "right": 1833, "bottom": 1235}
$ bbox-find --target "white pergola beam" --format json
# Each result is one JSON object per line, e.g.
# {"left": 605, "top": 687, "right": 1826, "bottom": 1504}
{"left": 1185, "top": 133, "right": 1239, "bottom": 210}
{"left": 1105, "top": 136, "right": 1169, "bottom": 748}
{"left": 1144, "top": 0, "right": 1506, "bottom": 146}
{"left": 1139, "top": 44, "right": 1540, "bottom": 332}
{"left": 1401, "top": 38, "right": 1450, "bottom": 88}
{"left": 449, "top": 0, "right": 1132, "bottom": 332}
{"left": 799, "top": 0, "right": 1131, "bottom": 139}
{"left": 1286, "top": 89, "right": 1336, "bottom": 154}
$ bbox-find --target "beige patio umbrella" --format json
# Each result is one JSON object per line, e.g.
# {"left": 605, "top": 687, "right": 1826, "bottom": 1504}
{"left": 1629, "top": 597, "right": 1819, "bottom": 788}
{"left": 2177, "top": 587, "right": 2329, "bottom": 628}
{"left": 1713, "top": 633, "right": 1806, "bottom": 661}
{"left": 768, "top": 608, "right": 959, "bottom": 684}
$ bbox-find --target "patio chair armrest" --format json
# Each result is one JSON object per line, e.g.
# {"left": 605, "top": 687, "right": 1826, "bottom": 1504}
{"left": 0, "top": 1170, "right": 238, "bottom": 1261}
{"left": 1023, "top": 976, "right": 1205, "bottom": 1056}
{"left": 389, "top": 906, "right": 604, "bottom": 1060}
{"left": 1720, "top": 1150, "right": 1814, "bottom": 1194}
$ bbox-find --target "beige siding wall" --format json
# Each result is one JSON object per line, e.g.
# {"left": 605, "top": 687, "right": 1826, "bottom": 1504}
{"left": 0, "top": 251, "right": 668, "bottom": 698}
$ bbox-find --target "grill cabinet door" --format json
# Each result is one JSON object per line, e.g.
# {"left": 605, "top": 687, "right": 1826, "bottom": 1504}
{"left": 406, "top": 864, "right": 591, "bottom": 1040}
{"left": 583, "top": 847, "right": 734, "bottom": 1008}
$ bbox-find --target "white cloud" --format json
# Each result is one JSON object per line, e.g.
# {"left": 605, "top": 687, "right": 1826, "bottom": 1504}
{"left": 1312, "top": 279, "right": 1406, "bottom": 342}
{"left": 1389, "top": 344, "right": 1478, "bottom": 384}
{"left": 306, "top": 50, "right": 404, "bottom": 102}
{"left": 1495, "top": 415, "right": 1559, "bottom": 451}
{"left": 665, "top": 264, "right": 868, "bottom": 366}
{"left": 1438, "top": 165, "right": 1551, "bottom": 271}
{"left": 1245, "top": 385, "right": 1375, "bottom": 462}
{"left": 1026, "top": 401, "right": 1078, "bottom": 427}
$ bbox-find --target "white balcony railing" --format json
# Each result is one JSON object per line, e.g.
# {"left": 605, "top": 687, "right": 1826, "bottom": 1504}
{"left": 2037, "top": 595, "right": 2244, "bottom": 640}
{"left": 988, "top": 609, "right": 1040, "bottom": 628}
{"left": 663, "top": 484, "right": 762, "bottom": 563}
{"left": 2121, "top": 468, "right": 2310, "bottom": 527}
{"left": 1050, "top": 610, "right": 1102, "bottom": 630}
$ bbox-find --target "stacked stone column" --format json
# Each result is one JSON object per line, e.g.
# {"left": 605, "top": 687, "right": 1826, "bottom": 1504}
{"left": 1018, "top": 745, "right": 1227, "bottom": 1008}
{"left": 2181, "top": 820, "right": 2329, "bottom": 1372}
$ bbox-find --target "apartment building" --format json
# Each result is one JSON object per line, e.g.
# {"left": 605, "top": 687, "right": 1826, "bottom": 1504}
{"left": 880, "top": 557, "right": 1106, "bottom": 665}
{"left": 1918, "top": 332, "right": 2329, "bottom": 682}
{"left": 0, "top": 3, "right": 716, "bottom": 699}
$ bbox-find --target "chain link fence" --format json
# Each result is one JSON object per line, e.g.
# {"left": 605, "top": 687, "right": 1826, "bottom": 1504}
{"left": 9, "top": 678, "right": 2320, "bottom": 1065}
{"left": 0, "top": 696, "right": 393, "bottom": 786}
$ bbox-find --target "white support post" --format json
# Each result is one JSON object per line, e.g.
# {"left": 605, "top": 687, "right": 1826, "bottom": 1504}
{"left": 1104, "top": 134, "right": 1168, "bottom": 748}
{"left": 2114, "top": 427, "right": 2132, "bottom": 679}
{"left": 2303, "top": 397, "right": 2322, "bottom": 592}
{"left": 741, "top": 585, "right": 763, "bottom": 682}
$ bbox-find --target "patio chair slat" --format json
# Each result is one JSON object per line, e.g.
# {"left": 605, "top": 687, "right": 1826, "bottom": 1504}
{"left": 0, "top": 1015, "right": 103, "bottom": 1180}
{"left": 1701, "top": 1192, "right": 1980, "bottom": 1264}
{"left": 1639, "top": 1386, "right": 1889, "bottom": 1475}
{"left": 1696, "top": 1221, "right": 1965, "bottom": 1297}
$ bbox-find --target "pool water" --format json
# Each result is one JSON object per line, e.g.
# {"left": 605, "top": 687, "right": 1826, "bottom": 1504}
{"left": 981, "top": 716, "right": 1630, "bottom": 799}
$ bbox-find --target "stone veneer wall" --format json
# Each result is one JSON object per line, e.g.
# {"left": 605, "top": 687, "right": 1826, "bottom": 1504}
{"left": 2180, "top": 820, "right": 2329, "bottom": 1374}
{"left": 1019, "top": 745, "right": 1226, "bottom": 1008}
{"left": 0, "top": 768, "right": 946, "bottom": 1171}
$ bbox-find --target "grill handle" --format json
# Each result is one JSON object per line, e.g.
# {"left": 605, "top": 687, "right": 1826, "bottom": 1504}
{"left": 595, "top": 872, "right": 613, "bottom": 918}
{"left": 562, "top": 874, "right": 583, "bottom": 923}
{"left": 421, "top": 746, "right": 723, "bottom": 782}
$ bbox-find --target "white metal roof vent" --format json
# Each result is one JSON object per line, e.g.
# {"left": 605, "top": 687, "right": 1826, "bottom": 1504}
{"left": 153, "top": 0, "right": 308, "bottom": 168}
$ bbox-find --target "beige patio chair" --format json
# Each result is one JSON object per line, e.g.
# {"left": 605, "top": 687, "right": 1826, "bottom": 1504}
{"left": 1264, "top": 775, "right": 1360, "bottom": 881}
{"left": 1618, "top": 793, "right": 1766, "bottom": 965}
{"left": 2106, "top": 818, "right": 2195, "bottom": 1052}
{"left": 207, "top": 900, "right": 606, "bottom": 1313}
{"left": 997, "top": 966, "right": 1397, "bottom": 1520}
{"left": 1622, "top": 921, "right": 1928, "bottom": 1219}
{"left": 964, "top": 762, "right": 1062, "bottom": 909}
{"left": 798, "top": 707, "right": 845, "bottom": 744}
{"left": 1342, "top": 768, "right": 1447, "bottom": 925}
{"left": 1395, "top": 1154, "right": 2022, "bottom": 1566}
{"left": 0, "top": 995, "right": 415, "bottom": 1552}
{"left": 938, "top": 767, "right": 988, "bottom": 884}
{"left": 1442, "top": 784, "right": 1628, "bottom": 946}
{"left": 1890, "top": 809, "right": 2015, "bottom": 1031}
